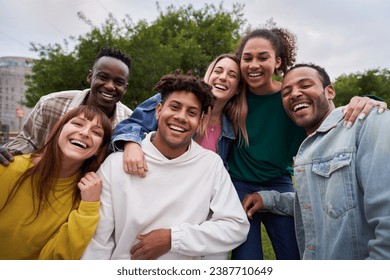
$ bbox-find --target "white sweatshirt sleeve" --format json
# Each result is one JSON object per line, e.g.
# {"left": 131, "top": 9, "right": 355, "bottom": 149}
{"left": 81, "top": 162, "right": 116, "bottom": 260}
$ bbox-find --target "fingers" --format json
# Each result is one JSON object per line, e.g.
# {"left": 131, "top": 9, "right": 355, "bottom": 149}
{"left": 377, "top": 100, "right": 387, "bottom": 113}
{"left": 130, "top": 229, "right": 171, "bottom": 260}
{"left": 77, "top": 172, "right": 102, "bottom": 202}
{"left": 344, "top": 97, "right": 387, "bottom": 128}
{"left": 130, "top": 236, "right": 151, "bottom": 260}
{"left": 242, "top": 195, "right": 253, "bottom": 213}
{"left": 242, "top": 193, "right": 263, "bottom": 219}
{"left": 123, "top": 142, "right": 148, "bottom": 177}
{"left": 343, "top": 97, "right": 366, "bottom": 128}
{"left": 0, "top": 147, "right": 14, "bottom": 166}
{"left": 11, "top": 150, "right": 23, "bottom": 156}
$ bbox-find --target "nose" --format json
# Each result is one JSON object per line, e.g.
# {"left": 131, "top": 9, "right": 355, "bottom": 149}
{"left": 249, "top": 58, "right": 260, "bottom": 69}
{"left": 174, "top": 109, "right": 187, "bottom": 122}
{"left": 79, "top": 126, "right": 91, "bottom": 138}
{"left": 290, "top": 88, "right": 302, "bottom": 99}
{"left": 219, "top": 71, "right": 227, "bottom": 81}
{"left": 104, "top": 79, "right": 116, "bottom": 91}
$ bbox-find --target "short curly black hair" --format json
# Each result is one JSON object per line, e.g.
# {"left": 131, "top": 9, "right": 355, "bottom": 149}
{"left": 287, "top": 63, "right": 331, "bottom": 88}
{"left": 154, "top": 70, "right": 214, "bottom": 115}
{"left": 95, "top": 47, "right": 132, "bottom": 70}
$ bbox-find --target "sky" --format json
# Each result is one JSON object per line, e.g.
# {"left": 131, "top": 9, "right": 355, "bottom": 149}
{"left": 1, "top": 0, "right": 389, "bottom": 80}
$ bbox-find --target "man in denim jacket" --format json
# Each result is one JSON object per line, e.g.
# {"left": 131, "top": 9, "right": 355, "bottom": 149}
{"left": 243, "top": 63, "right": 390, "bottom": 259}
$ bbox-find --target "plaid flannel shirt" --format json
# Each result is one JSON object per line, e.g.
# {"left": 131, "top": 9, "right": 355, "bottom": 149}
{"left": 4, "top": 89, "right": 132, "bottom": 154}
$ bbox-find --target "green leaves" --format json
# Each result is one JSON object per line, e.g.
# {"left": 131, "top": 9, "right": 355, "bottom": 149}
{"left": 333, "top": 68, "right": 390, "bottom": 107}
{"left": 24, "top": 2, "right": 246, "bottom": 109}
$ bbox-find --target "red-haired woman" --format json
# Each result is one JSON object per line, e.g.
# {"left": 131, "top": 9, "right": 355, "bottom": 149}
{"left": 0, "top": 105, "right": 112, "bottom": 259}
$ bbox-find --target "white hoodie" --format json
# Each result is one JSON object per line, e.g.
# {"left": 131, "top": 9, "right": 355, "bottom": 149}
{"left": 82, "top": 132, "right": 249, "bottom": 260}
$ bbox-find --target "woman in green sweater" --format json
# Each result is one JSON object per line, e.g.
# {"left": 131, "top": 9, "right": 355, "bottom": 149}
{"left": 0, "top": 105, "right": 112, "bottom": 259}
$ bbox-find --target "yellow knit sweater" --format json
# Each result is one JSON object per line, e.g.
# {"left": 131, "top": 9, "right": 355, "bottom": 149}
{"left": 0, "top": 155, "right": 100, "bottom": 259}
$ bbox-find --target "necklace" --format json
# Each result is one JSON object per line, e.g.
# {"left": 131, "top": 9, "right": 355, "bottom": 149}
{"left": 209, "top": 117, "right": 221, "bottom": 132}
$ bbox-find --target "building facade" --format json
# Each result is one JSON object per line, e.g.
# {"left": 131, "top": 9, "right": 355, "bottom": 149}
{"left": 0, "top": 57, "right": 33, "bottom": 140}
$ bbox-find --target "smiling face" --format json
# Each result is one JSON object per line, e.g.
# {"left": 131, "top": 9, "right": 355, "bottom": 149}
{"left": 58, "top": 113, "right": 104, "bottom": 165}
{"left": 153, "top": 91, "right": 202, "bottom": 159}
{"left": 207, "top": 57, "right": 240, "bottom": 106}
{"left": 240, "top": 37, "right": 281, "bottom": 94}
{"left": 281, "top": 66, "right": 335, "bottom": 135}
{"left": 86, "top": 56, "right": 129, "bottom": 116}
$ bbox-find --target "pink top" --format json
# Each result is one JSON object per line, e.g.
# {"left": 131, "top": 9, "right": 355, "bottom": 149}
{"left": 199, "top": 125, "right": 222, "bottom": 153}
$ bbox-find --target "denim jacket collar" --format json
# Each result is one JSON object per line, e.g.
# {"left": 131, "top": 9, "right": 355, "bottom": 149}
{"left": 316, "top": 107, "right": 344, "bottom": 134}
{"left": 221, "top": 113, "right": 236, "bottom": 140}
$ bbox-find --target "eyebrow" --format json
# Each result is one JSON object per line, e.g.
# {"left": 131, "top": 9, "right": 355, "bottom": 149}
{"left": 171, "top": 100, "right": 201, "bottom": 111}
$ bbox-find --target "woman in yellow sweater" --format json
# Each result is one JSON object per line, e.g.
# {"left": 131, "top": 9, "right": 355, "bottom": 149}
{"left": 0, "top": 105, "right": 112, "bottom": 259}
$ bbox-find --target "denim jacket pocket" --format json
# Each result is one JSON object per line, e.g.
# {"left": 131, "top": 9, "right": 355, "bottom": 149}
{"left": 312, "top": 152, "right": 355, "bottom": 219}
{"left": 312, "top": 152, "right": 351, "bottom": 177}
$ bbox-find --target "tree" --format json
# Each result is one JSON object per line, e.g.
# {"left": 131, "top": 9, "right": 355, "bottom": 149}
{"left": 24, "top": 1, "right": 247, "bottom": 109}
{"left": 333, "top": 68, "right": 390, "bottom": 107}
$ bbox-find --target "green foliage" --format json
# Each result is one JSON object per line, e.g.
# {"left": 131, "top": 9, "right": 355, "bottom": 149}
{"left": 333, "top": 68, "right": 390, "bottom": 107}
{"left": 24, "top": 1, "right": 247, "bottom": 109}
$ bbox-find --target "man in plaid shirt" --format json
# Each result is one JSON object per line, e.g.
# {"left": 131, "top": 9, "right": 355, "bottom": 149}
{"left": 0, "top": 47, "right": 132, "bottom": 165}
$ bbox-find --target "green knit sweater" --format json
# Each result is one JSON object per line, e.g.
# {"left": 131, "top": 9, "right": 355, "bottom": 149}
{"left": 228, "top": 90, "right": 306, "bottom": 183}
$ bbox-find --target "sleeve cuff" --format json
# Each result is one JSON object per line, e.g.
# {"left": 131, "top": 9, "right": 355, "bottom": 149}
{"left": 170, "top": 226, "right": 183, "bottom": 253}
{"left": 78, "top": 200, "right": 100, "bottom": 216}
{"left": 258, "top": 191, "right": 276, "bottom": 210}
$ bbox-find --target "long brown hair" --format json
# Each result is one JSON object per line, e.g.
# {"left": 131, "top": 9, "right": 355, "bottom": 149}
{"left": 1, "top": 105, "right": 112, "bottom": 220}
{"left": 201, "top": 53, "right": 249, "bottom": 145}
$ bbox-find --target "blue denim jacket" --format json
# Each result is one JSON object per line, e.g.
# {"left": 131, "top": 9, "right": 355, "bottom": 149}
{"left": 260, "top": 107, "right": 390, "bottom": 259}
{"left": 110, "top": 93, "right": 236, "bottom": 168}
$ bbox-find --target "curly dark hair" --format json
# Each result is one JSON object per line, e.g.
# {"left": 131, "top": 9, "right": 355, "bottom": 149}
{"left": 95, "top": 47, "right": 132, "bottom": 70}
{"left": 154, "top": 70, "right": 215, "bottom": 115}
{"left": 235, "top": 27, "right": 297, "bottom": 75}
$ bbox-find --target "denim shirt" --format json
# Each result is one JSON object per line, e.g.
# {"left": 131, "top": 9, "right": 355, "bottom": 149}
{"left": 292, "top": 107, "right": 390, "bottom": 259}
{"left": 110, "top": 92, "right": 236, "bottom": 168}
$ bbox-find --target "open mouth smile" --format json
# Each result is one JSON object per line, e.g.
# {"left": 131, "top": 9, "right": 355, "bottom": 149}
{"left": 70, "top": 139, "right": 89, "bottom": 149}
{"left": 292, "top": 103, "right": 310, "bottom": 112}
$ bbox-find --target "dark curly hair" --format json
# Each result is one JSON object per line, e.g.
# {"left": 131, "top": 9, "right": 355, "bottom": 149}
{"left": 95, "top": 47, "right": 132, "bottom": 71}
{"left": 235, "top": 27, "right": 297, "bottom": 75}
{"left": 154, "top": 70, "right": 215, "bottom": 115}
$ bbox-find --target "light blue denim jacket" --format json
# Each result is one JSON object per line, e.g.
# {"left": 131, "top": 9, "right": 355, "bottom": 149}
{"left": 260, "top": 107, "right": 390, "bottom": 259}
{"left": 110, "top": 93, "right": 236, "bottom": 168}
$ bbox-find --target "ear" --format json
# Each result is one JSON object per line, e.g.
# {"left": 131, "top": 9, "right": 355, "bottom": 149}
{"left": 325, "top": 85, "right": 336, "bottom": 100}
{"left": 155, "top": 103, "right": 162, "bottom": 121}
{"left": 86, "top": 70, "right": 92, "bottom": 84}
{"left": 275, "top": 57, "right": 282, "bottom": 71}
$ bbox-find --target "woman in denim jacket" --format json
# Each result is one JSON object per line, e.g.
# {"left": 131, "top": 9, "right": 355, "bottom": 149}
{"left": 110, "top": 53, "right": 248, "bottom": 173}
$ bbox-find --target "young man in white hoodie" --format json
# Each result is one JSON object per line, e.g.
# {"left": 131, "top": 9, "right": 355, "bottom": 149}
{"left": 82, "top": 70, "right": 249, "bottom": 260}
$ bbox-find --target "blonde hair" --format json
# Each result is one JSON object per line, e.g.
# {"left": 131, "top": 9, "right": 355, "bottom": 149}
{"left": 199, "top": 53, "right": 249, "bottom": 146}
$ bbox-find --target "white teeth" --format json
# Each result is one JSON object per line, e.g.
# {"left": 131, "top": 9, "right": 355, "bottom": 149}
{"left": 293, "top": 103, "right": 310, "bottom": 112}
{"left": 249, "top": 72, "right": 261, "bottom": 77}
{"left": 214, "top": 84, "right": 227, "bottom": 91}
{"left": 169, "top": 125, "right": 185, "bottom": 132}
{"left": 101, "top": 92, "right": 115, "bottom": 98}
{"left": 70, "top": 140, "right": 87, "bottom": 148}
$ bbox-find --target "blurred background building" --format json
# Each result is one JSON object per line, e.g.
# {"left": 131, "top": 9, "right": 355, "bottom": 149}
{"left": 0, "top": 56, "right": 33, "bottom": 144}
